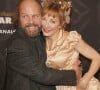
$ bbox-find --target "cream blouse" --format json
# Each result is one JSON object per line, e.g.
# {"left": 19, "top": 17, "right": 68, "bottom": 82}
{"left": 46, "top": 31, "right": 81, "bottom": 70}
{"left": 46, "top": 30, "right": 100, "bottom": 90}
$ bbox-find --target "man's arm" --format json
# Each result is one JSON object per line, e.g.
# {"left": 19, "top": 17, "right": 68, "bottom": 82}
{"left": 7, "top": 40, "right": 77, "bottom": 86}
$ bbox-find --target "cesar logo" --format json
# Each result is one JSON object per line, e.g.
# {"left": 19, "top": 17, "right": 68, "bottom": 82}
{"left": 0, "top": 17, "right": 12, "bottom": 24}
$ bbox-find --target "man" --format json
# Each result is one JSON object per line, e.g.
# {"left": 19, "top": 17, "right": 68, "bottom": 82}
{"left": 6, "top": 0, "right": 77, "bottom": 90}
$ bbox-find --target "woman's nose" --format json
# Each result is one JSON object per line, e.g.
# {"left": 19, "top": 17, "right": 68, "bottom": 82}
{"left": 45, "top": 22, "right": 50, "bottom": 28}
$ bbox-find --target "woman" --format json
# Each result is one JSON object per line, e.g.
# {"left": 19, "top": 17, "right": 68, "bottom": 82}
{"left": 41, "top": 0, "right": 100, "bottom": 90}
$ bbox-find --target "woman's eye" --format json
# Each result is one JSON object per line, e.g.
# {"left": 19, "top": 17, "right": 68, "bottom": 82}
{"left": 51, "top": 21, "right": 55, "bottom": 23}
{"left": 50, "top": 20, "right": 56, "bottom": 24}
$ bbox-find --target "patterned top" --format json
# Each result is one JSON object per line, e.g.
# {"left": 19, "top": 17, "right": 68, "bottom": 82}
{"left": 46, "top": 30, "right": 100, "bottom": 90}
{"left": 46, "top": 31, "right": 81, "bottom": 70}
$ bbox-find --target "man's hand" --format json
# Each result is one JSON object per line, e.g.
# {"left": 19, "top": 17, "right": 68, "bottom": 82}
{"left": 72, "top": 60, "right": 82, "bottom": 80}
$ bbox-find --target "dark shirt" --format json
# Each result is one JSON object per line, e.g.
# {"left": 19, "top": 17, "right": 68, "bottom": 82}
{"left": 6, "top": 27, "right": 77, "bottom": 90}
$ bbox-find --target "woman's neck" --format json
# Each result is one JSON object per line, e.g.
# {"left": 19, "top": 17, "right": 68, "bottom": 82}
{"left": 46, "top": 30, "right": 64, "bottom": 50}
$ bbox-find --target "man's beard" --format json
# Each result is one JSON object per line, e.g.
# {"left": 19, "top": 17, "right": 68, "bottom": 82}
{"left": 22, "top": 23, "right": 41, "bottom": 37}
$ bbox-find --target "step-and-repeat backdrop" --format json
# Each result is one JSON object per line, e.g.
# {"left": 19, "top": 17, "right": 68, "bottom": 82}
{"left": 0, "top": 0, "right": 100, "bottom": 89}
{"left": 70, "top": 0, "right": 100, "bottom": 80}
{"left": 0, "top": 0, "right": 20, "bottom": 89}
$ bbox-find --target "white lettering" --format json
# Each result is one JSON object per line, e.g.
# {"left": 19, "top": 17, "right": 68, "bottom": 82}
{"left": 0, "top": 29, "right": 16, "bottom": 34}
{"left": 0, "top": 17, "right": 12, "bottom": 24}
{"left": 6, "top": 17, "right": 11, "bottom": 24}
{"left": 0, "top": 17, "right": 5, "bottom": 24}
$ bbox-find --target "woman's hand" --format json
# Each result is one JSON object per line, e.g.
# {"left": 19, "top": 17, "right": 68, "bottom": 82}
{"left": 77, "top": 79, "right": 87, "bottom": 90}
{"left": 77, "top": 73, "right": 90, "bottom": 90}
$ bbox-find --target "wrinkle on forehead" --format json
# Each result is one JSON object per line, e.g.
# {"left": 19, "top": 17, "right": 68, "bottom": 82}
{"left": 19, "top": 0, "right": 41, "bottom": 14}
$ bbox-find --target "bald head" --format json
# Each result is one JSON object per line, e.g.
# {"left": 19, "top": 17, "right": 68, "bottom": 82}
{"left": 16, "top": 0, "right": 42, "bottom": 37}
{"left": 19, "top": 0, "right": 42, "bottom": 13}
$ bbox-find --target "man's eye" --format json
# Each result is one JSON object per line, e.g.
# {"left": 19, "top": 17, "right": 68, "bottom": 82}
{"left": 34, "top": 15, "right": 40, "bottom": 18}
{"left": 34, "top": 15, "right": 38, "bottom": 18}
{"left": 22, "top": 15, "right": 28, "bottom": 19}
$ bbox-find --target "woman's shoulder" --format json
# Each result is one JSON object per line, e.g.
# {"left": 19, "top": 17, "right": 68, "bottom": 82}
{"left": 67, "top": 30, "right": 82, "bottom": 41}
{"left": 69, "top": 30, "right": 81, "bottom": 36}
{"left": 63, "top": 30, "right": 82, "bottom": 47}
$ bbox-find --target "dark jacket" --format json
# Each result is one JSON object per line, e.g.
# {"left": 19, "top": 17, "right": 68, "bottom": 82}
{"left": 6, "top": 27, "right": 77, "bottom": 90}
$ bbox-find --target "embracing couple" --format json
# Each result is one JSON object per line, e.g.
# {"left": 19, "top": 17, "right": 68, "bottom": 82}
{"left": 6, "top": 0, "right": 100, "bottom": 90}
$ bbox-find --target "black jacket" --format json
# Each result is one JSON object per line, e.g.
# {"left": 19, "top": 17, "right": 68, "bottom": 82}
{"left": 6, "top": 27, "right": 77, "bottom": 90}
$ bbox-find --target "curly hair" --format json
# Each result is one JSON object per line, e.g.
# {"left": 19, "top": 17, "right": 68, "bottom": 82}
{"left": 42, "top": 0, "right": 72, "bottom": 29}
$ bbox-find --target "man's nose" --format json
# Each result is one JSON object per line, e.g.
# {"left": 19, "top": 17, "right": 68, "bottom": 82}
{"left": 28, "top": 17, "right": 34, "bottom": 24}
